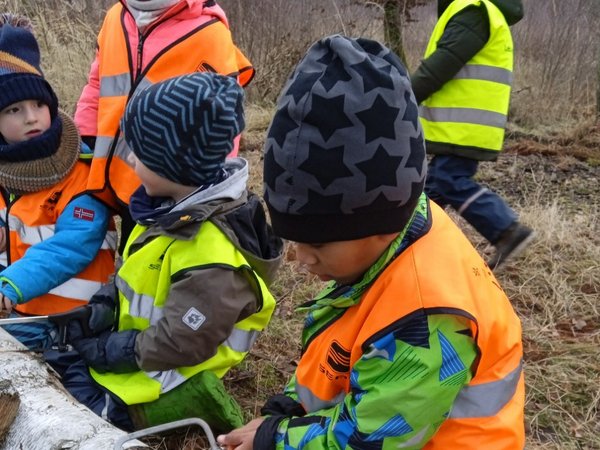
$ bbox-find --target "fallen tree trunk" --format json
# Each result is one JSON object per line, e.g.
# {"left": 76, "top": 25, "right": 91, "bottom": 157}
{"left": 0, "top": 328, "right": 146, "bottom": 450}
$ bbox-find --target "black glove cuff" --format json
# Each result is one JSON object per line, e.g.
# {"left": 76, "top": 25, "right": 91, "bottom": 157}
{"left": 254, "top": 415, "right": 286, "bottom": 450}
{"left": 260, "top": 394, "right": 306, "bottom": 417}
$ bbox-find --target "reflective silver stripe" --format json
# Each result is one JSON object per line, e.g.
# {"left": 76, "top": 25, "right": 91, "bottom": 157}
{"left": 420, "top": 106, "right": 507, "bottom": 129}
{"left": 96, "top": 134, "right": 132, "bottom": 161}
{"left": 116, "top": 275, "right": 164, "bottom": 326}
{"left": 296, "top": 383, "right": 346, "bottom": 413}
{"left": 95, "top": 76, "right": 152, "bottom": 159}
{"left": 134, "top": 77, "right": 153, "bottom": 95}
{"left": 102, "top": 230, "right": 118, "bottom": 251}
{"left": 48, "top": 277, "right": 103, "bottom": 301}
{"left": 99, "top": 73, "right": 131, "bottom": 97}
{"left": 94, "top": 136, "right": 114, "bottom": 158}
{"left": 8, "top": 214, "right": 116, "bottom": 250}
{"left": 458, "top": 187, "right": 488, "bottom": 216}
{"left": 101, "top": 393, "right": 111, "bottom": 421}
{"left": 146, "top": 369, "right": 187, "bottom": 394}
{"left": 454, "top": 64, "right": 513, "bottom": 85}
{"left": 113, "top": 135, "right": 132, "bottom": 159}
{"left": 223, "top": 327, "right": 260, "bottom": 353}
{"left": 8, "top": 215, "right": 54, "bottom": 245}
{"left": 449, "top": 360, "right": 522, "bottom": 418}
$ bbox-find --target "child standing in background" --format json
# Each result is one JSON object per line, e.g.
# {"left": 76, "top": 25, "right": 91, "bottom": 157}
{"left": 0, "top": 15, "right": 115, "bottom": 350}
{"left": 75, "top": 0, "right": 255, "bottom": 248}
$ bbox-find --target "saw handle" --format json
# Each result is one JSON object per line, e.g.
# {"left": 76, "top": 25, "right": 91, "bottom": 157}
{"left": 48, "top": 306, "right": 92, "bottom": 352}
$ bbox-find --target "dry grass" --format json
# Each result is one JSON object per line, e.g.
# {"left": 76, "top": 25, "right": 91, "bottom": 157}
{"left": 1, "top": 0, "right": 599, "bottom": 448}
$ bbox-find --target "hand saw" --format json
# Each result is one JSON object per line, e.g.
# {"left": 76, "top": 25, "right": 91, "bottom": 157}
{"left": 0, "top": 307, "right": 92, "bottom": 352}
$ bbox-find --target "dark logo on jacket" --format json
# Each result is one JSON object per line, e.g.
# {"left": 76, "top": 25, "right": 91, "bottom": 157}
{"left": 326, "top": 340, "right": 351, "bottom": 373}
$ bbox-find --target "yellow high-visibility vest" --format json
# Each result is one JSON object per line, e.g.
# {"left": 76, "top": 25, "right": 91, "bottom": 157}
{"left": 90, "top": 220, "right": 275, "bottom": 405}
{"left": 420, "top": 0, "right": 514, "bottom": 160}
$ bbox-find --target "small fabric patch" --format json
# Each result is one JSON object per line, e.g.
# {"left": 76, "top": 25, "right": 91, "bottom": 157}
{"left": 182, "top": 307, "right": 206, "bottom": 331}
{"left": 73, "top": 207, "right": 95, "bottom": 221}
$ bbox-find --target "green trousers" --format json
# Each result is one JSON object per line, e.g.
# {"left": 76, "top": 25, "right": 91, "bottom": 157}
{"left": 128, "top": 370, "right": 244, "bottom": 434}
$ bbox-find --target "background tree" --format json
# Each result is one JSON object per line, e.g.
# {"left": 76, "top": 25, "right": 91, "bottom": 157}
{"left": 372, "top": 0, "right": 428, "bottom": 67}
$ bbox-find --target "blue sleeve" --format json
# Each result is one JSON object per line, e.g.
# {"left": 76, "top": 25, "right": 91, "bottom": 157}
{"left": 0, "top": 194, "right": 110, "bottom": 303}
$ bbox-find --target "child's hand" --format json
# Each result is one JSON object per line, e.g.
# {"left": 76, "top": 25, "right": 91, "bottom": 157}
{"left": 217, "top": 418, "right": 264, "bottom": 450}
{"left": 0, "top": 292, "right": 12, "bottom": 316}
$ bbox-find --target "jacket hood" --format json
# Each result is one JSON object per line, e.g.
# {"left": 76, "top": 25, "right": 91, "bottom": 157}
{"left": 438, "top": 0, "right": 524, "bottom": 25}
{"left": 130, "top": 158, "right": 283, "bottom": 286}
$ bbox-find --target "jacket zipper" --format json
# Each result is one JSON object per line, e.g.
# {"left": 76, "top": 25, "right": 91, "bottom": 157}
{"left": 2, "top": 192, "right": 16, "bottom": 266}
{"left": 130, "top": 1, "right": 187, "bottom": 83}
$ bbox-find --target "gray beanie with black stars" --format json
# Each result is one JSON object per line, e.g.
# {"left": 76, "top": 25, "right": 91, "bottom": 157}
{"left": 263, "top": 34, "right": 426, "bottom": 243}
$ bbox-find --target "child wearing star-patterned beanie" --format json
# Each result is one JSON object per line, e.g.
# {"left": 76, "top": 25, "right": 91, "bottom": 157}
{"left": 218, "top": 34, "right": 525, "bottom": 450}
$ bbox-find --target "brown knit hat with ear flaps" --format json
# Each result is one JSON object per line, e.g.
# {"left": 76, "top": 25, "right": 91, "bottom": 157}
{"left": 0, "top": 110, "right": 80, "bottom": 194}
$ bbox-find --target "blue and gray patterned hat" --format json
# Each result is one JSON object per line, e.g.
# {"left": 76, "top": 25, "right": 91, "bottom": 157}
{"left": 122, "top": 72, "right": 245, "bottom": 187}
{"left": 263, "top": 35, "right": 426, "bottom": 243}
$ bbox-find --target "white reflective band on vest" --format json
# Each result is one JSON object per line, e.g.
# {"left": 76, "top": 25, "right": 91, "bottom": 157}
{"left": 96, "top": 75, "right": 151, "bottom": 158}
{"left": 223, "top": 327, "right": 260, "bottom": 353}
{"left": 116, "top": 275, "right": 164, "bottom": 326}
{"left": 454, "top": 64, "right": 513, "bottom": 85}
{"left": 419, "top": 106, "right": 507, "bottom": 129}
{"left": 48, "top": 277, "right": 103, "bottom": 301}
{"left": 102, "top": 230, "right": 118, "bottom": 251}
{"left": 449, "top": 360, "right": 522, "bottom": 418}
{"left": 94, "top": 135, "right": 132, "bottom": 159}
{"left": 99, "top": 73, "right": 131, "bottom": 97}
{"left": 296, "top": 383, "right": 346, "bottom": 413}
{"left": 8, "top": 215, "right": 53, "bottom": 244}
{"left": 7, "top": 213, "right": 115, "bottom": 250}
{"left": 146, "top": 368, "right": 187, "bottom": 394}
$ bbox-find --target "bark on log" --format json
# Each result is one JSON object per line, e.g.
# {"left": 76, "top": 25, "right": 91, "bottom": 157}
{"left": 0, "top": 327, "right": 147, "bottom": 450}
{"left": 0, "top": 380, "right": 20, "bottom": 444}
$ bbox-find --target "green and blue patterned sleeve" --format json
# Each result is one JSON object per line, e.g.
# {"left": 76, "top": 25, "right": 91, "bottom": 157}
{"left": 268, "top": 313, "right": 478, "bottom": 450}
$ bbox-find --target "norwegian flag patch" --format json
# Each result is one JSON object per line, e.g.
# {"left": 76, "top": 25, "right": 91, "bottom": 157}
{"left": 73, "top": 207, "right": 95, "bottom": 221}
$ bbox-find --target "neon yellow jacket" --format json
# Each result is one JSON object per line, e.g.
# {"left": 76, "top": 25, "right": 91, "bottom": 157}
{"left": 91, "top": 162, "right": 281, "bottom": 404}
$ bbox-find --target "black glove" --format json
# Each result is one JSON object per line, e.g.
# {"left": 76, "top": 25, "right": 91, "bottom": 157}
{"left": 67, "top": 303, "right": 115, "bottom": 343}
{"left": 71, "top": 329, "right": 139, "bottom": 374}
{"left": 87, "top": 302, "right": 116, "bottom": 333}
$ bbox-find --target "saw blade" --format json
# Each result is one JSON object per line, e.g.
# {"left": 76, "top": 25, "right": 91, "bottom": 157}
{"left": 0, "top": 316, "right": 50, "bottom": 326}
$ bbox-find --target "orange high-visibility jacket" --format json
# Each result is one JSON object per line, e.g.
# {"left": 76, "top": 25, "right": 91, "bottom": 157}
{"left": 82, "top": 1, "right": 254, "bottom": 207}
{"left": 1, "top": 162, "right": 116, "bottom": 315}
{"left": 293, "top": 203, "right": 524, "bottom": 448}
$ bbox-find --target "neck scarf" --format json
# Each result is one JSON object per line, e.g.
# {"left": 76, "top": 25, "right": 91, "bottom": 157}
{"left": 0, "top": 111, "right": 79, "bottom": 194}
{"left": 126, "top": 0, "right": 182, "bottom": 31}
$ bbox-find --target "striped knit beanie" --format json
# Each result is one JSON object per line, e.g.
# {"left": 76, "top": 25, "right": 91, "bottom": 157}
{"left": 122, "top": 72, "right": 245, "bottom": 187}
{"left": 263, "top": 35, "right": 427, "bottom": 243}
{"left": 0, "top": 21, "right": 58, "bottom": 120}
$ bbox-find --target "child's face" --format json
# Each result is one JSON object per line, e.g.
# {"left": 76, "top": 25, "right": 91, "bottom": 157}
{"left": 293, "top": 233, "right": 398, "bottom": 286}
{"left": 0, "top": 100, "right": 51, "bottom": 144}
{"left": 127, "top": 151, "right": 195, "bottom": 201}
